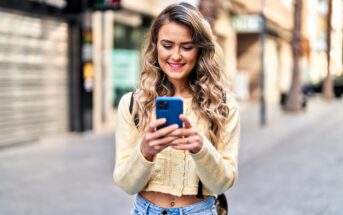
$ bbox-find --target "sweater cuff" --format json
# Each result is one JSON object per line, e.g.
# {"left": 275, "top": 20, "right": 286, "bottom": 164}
{"left": 136, "top": 139, "right": 155, "bottom": 165}
{"left": 190, "top": 134, "right": 212, "bottom": 161}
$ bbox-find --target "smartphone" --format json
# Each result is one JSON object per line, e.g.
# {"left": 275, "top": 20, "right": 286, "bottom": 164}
{"left": 156, "top": 97, "right": 183, "bottom": 129}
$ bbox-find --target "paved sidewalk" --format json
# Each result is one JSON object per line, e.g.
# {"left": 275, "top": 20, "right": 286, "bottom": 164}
{"left": 229, "top": 97, "right": 343, "bottom": 215}
{"left": 0, "top": 97, "right": 342, "bottom": 215}
{"left": 0, "top": 133, "right": 134, "bottom": 215}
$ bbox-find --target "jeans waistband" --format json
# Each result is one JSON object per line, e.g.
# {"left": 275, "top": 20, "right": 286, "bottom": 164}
{"left": 134, "top": 194, "right": 216, "bottom": 215}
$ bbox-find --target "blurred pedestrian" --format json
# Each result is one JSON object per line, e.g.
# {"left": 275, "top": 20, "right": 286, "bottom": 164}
{"left": 113, "top": 2, "right": 240, "bottom": 214}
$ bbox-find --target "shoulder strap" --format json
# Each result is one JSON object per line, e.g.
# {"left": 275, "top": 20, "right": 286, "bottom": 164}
{"left": 217, "top": 193, "right": 228, "bottom": 213}
{"left": 196, "top": 181, "right": 204, "bottom": 199}
{"left": 129, "top": 91, "right": 134, "bottom": 114}
{"left": 129, "top": 91, "right": 139, "bottom": 127}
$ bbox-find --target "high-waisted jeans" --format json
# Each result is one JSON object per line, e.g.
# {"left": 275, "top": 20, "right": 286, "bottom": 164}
{"left": 131, "top": 194, "right": 217, "bottom": 215}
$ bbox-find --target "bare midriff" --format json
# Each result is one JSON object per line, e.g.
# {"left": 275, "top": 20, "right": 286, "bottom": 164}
{"left": 139, "top": 191, "right": 208, "bottom": 208}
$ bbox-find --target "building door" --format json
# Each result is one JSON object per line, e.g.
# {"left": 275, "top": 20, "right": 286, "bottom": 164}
{"left": 0, "top": 10, "right": 69, "bottom": 147}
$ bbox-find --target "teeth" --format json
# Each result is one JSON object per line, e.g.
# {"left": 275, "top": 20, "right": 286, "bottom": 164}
{"left": 169, "top": 63, "right": 183, "bottom": 68}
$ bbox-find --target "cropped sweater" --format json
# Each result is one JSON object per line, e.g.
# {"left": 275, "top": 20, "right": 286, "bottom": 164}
{"left": 113, "top": 92, "right": 240, "bottom": 197}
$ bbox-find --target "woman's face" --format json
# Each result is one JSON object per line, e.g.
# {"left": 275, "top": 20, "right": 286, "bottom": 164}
{"left": 157, "top": 21, "right": 199, "bottom": 87}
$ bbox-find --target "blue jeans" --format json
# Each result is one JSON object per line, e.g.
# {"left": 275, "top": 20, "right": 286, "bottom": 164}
{"left": 131, "top": 194, "right": 217, "bottom": 215}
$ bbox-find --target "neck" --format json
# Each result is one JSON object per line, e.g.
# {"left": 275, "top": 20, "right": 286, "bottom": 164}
{"left": 173, "top": 84, "right": 191, "bottom": 99}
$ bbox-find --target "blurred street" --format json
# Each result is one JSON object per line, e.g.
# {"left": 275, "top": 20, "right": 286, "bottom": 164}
{"left": 1, "top": 1, "right": 342, "bottom": 214}
{"left": 1, "top": 96, "right": 343, "bottom": 215}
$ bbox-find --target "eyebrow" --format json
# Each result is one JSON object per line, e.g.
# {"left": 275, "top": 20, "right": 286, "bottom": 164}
{"left": 160, "top": 39, "right": 194, "bottom": 45}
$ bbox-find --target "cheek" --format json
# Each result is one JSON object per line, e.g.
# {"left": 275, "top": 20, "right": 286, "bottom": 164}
{"left": 187, "top": 52, "right": 198, "bottom": 64}
{"left": 157, "top": 47, "right": 169, "bottom": 61}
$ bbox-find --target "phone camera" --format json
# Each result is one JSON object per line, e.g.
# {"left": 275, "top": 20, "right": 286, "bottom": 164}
{"left": 157, "top": 101, "right": 168, "bottom": 109}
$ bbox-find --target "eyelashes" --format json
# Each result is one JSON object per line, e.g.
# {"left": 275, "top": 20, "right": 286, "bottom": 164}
{"left": 162, "top": 44, "right": 194, "bottom": 51}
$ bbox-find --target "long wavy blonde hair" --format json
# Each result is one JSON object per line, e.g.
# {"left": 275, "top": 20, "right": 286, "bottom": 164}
{"left": 133, "top": 2, "right": 230, "bottom": 146}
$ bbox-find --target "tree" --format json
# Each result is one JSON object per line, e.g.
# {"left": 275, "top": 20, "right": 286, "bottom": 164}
{"left": 284, "top": 0, "right": 304, "bottom": 111}
{"left": 322, "top": 0, "right": 334, "bottom": 99}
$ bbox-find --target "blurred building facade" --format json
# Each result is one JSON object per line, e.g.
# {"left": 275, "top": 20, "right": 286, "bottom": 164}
{"left": 0, "top": 0, "right": 341, "bottom": 145}
{"left": 305, "top": 0, "right": 342, "bottom": 85}
{"left": 0, "top": 0, "right": 96, "bottom": 147}
{"left": 229, "top": 0, "right": 295, "bottom": 103}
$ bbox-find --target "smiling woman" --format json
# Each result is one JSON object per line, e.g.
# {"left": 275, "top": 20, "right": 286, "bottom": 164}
{"left": 113, "top": 2, "right": 240, "bottom": 215}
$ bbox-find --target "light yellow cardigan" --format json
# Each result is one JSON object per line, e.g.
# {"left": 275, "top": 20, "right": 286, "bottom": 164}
{"left": 113, "top": 92, "right": 240, "bottom": 197}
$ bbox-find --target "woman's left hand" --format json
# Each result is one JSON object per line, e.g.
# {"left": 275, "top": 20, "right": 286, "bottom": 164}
{"left": 170, "top": 114, "right": 203, "bottom": 154}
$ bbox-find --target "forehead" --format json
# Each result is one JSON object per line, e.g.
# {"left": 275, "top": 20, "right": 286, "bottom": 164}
{"left": 157, "top": 21, "right": 193, "bottom": 42}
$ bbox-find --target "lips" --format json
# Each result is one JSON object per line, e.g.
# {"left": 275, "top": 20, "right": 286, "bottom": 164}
{"left": 168, "top": 62, "right": 185, "bottom": 70}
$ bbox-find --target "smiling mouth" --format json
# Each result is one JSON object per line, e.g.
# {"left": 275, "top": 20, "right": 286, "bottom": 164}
{"left": 168, "top": 63, "right": 185, "bottom": 69}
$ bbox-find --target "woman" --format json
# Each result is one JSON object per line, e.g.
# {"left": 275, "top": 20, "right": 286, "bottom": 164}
{"left": 113, "top": 2, "right": 240, "bottom": 214}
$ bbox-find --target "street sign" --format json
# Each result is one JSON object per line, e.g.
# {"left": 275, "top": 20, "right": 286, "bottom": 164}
{"left": 232, "top": 15, "right": 262, "bottom": 33}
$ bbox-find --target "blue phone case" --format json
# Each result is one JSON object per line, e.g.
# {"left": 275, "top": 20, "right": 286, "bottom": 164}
{"left": 156, "top": 97, "right": 183, "bottom": 129}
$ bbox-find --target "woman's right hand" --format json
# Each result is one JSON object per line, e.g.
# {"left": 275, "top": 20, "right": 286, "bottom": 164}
{"left": 140, "top": 118, "right": 179, "bottom": 161}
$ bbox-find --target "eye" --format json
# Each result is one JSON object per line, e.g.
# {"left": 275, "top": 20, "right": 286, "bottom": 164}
{"left": 162, "top": 44, "right": 172, "bottom": 50}
{"left": 182, "top": 46, "right": 194, "bottom": 51}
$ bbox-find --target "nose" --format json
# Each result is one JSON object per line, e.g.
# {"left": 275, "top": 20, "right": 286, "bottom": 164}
{"left": 171, "top": 48, "right": 181, "bottom": 61}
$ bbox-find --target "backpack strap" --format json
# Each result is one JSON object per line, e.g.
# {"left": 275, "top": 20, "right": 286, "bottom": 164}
{"left": 129, "top": 91, "right": 139, "bottom": 127}
{"left": 196, "top": 181, "right": 204, "bottom": 199}
{"left": 129, "top": 91, "right": 134, "bottom": 114}
{"left": 216, "top": 193, "right": 228, "bottom": 213}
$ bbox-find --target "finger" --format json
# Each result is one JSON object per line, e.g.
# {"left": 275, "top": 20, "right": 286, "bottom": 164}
{"left": 145, "top": 118, "right": 166, "bottom": 132}
{"left": 171, "top": 136, "right": 202, "bottom": 152}
{"left": 187, "top": 135, "right": 203, "bottom": 144}
{"left": 170, "top": 136, "right": 194, "bottom": 146}
{"left": 169, "top": 135, "right": 201, "bottom": 146}
{"left": 169, "top": 137, "right": 187, "bottom": 146}
{"left": 147, "top": 124, "right": 179, "bottom": 141}
{"left": 150, "top": 136, "right": 179, "bottom": 146}
{"left": 169, "top": 127, "right": 197, "bottom": 137}
{"left": 180, "top": 114, "right": 192, "bottom": 128}
{"left": 171, "top": 142, "right": 198, "bottom": 151}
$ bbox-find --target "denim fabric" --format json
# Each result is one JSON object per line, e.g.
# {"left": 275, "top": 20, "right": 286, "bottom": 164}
{"left": 131, "top": 194, "right": 217, "bottom": 215}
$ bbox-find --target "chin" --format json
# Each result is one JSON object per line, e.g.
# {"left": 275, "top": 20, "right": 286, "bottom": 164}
{"left": 167, "top": 71, "right": 186, "bottom": 78}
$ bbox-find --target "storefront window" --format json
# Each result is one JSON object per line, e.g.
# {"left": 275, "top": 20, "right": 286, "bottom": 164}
{"left": 112, "top": 19, "right": 150, "bottom": 107}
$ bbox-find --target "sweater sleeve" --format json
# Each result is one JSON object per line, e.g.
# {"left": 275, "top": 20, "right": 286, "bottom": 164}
{"left": 190, "top": 94, "right": 240, "bottom": 194}
{"left": 113, "top": 93, "right": 154, "bottom": 195}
